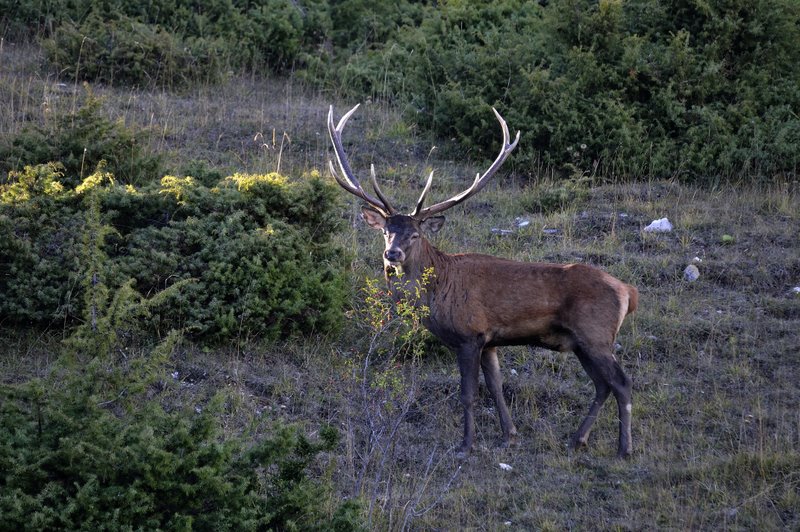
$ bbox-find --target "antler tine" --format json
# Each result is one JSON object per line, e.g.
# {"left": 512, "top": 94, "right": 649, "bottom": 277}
{"left": 410, "top": 170, "right": 434, "bottom": 217}
{"left": 328, "top": 105, "right": 395, "bottom": 216}
{"left": 415, "top": 107, "right": 520, "bottom": 219}
{"left": 370, "top": 164, "right": 396, "bottom": 215}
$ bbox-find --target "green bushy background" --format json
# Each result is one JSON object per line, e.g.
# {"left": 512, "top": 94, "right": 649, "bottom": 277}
{"left": 3, "top": 0, "right": 797, "bottom": 181}
{"left": 2, "top": 0, "right": 332, "bottom": 83}
{"left": 342, "top": 0, "right": 800, "bottom": 181}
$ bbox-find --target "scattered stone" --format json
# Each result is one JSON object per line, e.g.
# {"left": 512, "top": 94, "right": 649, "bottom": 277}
{"left": 510, "top": 369, "right": 518, "bottom": 377}
{"left": 792, "top": 286, "right": 800, "bottom": 295}
{"left": 683, "top": 264, "right": 700, "bottom": 282}
{"left": 542, "top": 228, "right": 560, "bottom": 235}
{"left": 491, "top": 217, "right": 531, "bottom": 235}
{"left": 643, "top": 217, "right": 673, "bottom": 233}
{"left": 693, "top": 256, "right": 703, "bottom": 263}
{"left": 498, "top": 463, "right": 513, "bottom": 471}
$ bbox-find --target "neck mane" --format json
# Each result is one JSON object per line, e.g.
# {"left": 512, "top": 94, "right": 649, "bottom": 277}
{"left": 386, "top": 237, "right": 447, "bottom": 304}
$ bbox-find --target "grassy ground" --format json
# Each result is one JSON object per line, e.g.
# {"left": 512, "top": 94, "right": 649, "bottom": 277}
{"left": 2, "top": 40, "right": 799, "bottom": 530}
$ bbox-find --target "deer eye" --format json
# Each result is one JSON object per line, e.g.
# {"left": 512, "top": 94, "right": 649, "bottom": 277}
{"left": 410, "top": 232, "right": 420, "bottom": 241}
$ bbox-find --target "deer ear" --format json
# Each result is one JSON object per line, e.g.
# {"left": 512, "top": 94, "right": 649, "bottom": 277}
{"left": 361, "top": 206, "right": 386, "bottom": 230}
{"left": 421, "top": 216, "right": 445, "bottom": 234}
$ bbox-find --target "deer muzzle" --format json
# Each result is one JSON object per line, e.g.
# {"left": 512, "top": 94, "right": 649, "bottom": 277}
{"left": 384, "top": 248, "right": 405, "bottom": 264}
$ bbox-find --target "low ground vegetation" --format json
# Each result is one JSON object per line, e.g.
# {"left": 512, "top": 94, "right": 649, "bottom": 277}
{"left": 2, "top": 27, "right": 799, "bottom": 531}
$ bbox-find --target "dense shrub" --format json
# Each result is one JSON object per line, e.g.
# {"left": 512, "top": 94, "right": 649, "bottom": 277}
{"left": 2, "top": 0, "right": 432, "bottom": 87}
{"left": 0, "top": 90, "right": 161, "bottom": 187}
{"left": 0, "top": 380, "right": 360, "bottom": 530}
{"left": 0, "top": 164, "right": 82, "bottom": 324}
{"left": 2, "top": 0, "right": 333, "bottom": 84}
{"left": 0, "top": 267, "right": 360, "bottom": 530}
{"left": 0, "top": 165, "right": 346, "bottom": 341}
{"left": 345, "top": 0, "right": 800, "bottom": 182}
{"left": 43, "top": 13, "right": 224, "bottom": 88}
{"left": 328, "top": 0, "right": 427, "bottom": 53}
{"left": 117, "top": 172, "right": 347, "bottom": 340}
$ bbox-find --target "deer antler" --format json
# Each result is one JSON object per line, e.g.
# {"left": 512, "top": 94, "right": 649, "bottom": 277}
{"left": 328, "top": 105, "right": 396, "bottom": 216}
{"left": 329, "top": 104, "right": 519, "bottom": 220}
{"left": 411, "top": 108, "right": 520, "bottom": 219}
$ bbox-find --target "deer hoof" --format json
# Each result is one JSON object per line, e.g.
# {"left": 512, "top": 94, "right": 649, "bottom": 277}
{"left": 568, "top": 436, "right": 589, "bottom": 451}
{"left": 498, "top": 435, "right": 520, "bottom": 450}
{"left": 616, "top": 448, "right": 633, "bottom": 459}
{"left": 455, "top": 444, "right": 473, "bottom": 460}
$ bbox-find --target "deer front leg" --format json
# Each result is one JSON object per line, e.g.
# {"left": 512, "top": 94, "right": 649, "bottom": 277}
{"left": 456, "top": 344, "right": 481, "bottom": 458}
{"left": 481, "top": 347, "right": 518, "bottom": 447}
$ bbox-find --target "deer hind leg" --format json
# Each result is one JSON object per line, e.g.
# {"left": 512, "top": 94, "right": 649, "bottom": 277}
{"left": 573, "top": 345, "right": 633, "bottom": 458}
{"left": 570, "top": 347, "right": 611, "bottom": 450}
{"left": 455, "top": 344, "right": 481, "bottom": 458}
{"left": 481, "top": 347, "right": 518, "bottom": 447}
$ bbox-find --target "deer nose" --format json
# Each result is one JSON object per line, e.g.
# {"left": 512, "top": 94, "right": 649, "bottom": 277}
{"left": 384, "top": 248, "right": 404, "bottom": 263}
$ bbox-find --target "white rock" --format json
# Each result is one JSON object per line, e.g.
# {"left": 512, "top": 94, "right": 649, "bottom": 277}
{"left": 499, "top": 463, "right": 513, "bottom": 471}
{"left": 643, "top": 217, "right": 673, "bottom": 233}
{"left": 491, "top": 228, "right": 513, "bottom": 236}
{"left": 683, "top": 264, "right": 700, "bottom": 282}
{"left": 792, "top": 286, "right": 800, "bottom": 295}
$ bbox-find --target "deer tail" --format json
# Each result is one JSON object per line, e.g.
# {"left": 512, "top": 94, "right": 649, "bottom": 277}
{"left": 626, "top": 284, "right": 639, "bottom": 316}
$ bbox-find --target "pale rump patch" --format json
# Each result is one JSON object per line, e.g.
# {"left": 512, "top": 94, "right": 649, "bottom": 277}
{"left": 614, "top": 284, "right": 630, "bottom": 333}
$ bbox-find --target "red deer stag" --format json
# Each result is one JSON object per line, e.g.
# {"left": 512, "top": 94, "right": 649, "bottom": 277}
{"left": 328, "top": 104, "right": 638, "bottom": 458}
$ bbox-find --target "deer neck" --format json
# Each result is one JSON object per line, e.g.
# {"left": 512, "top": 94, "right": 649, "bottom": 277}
{"left": 385, "top": 238, "right": 444, "bottom": 305}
